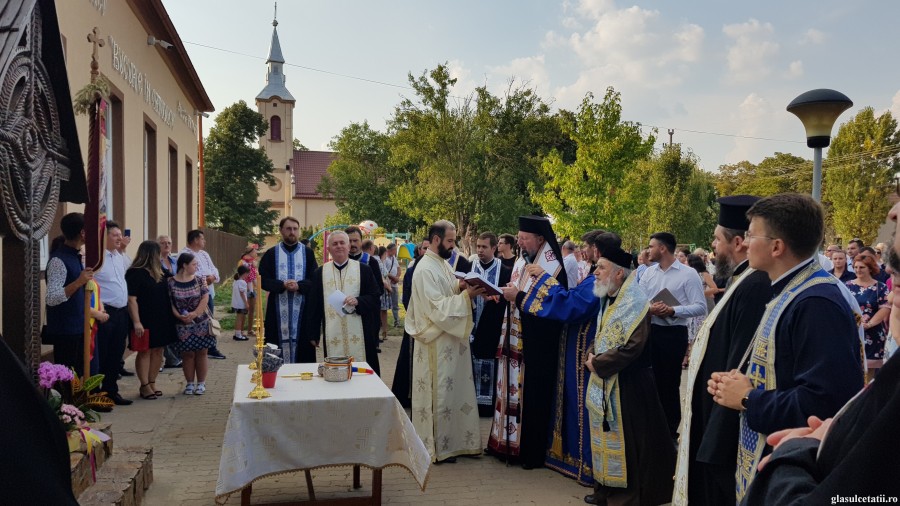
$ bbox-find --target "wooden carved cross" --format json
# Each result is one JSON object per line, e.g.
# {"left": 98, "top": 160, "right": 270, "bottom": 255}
{"left": 87, "top": 27, "right": 105, "bottom": 83}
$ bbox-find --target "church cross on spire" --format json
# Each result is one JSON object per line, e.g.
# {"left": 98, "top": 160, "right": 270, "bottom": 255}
{"left": 273, "top": 2, "right": 278, "bottom": 27}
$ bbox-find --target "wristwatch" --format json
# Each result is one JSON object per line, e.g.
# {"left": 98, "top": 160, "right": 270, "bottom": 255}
{"left": 740, "top": 393, "right": 750, "bottom": 410}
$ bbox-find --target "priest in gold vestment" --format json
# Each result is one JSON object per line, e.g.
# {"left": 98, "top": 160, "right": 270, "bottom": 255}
{"left": 405, "top": 221, "right": 485, "bottom": 463}
{"left": 302, "top": 231, "right": 382, "bottom": 369}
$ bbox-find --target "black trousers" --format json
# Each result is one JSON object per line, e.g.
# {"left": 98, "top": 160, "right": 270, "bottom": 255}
{"left": 649, "top": 324, "right": 688, "bottom": 438}
{"left": 52, "top": 333, "right": 86, "bottom": 378}
{"left": 97, "top": 306, "right": 129, "bottom": 396}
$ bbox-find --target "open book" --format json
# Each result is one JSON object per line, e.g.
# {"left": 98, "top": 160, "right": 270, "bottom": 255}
{"left": 454, "top": 271, "right": 503, "bottom": 297}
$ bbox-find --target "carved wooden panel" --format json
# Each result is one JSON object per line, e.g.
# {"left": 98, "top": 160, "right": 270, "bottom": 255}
{"left": 0, "top": 1, "right": 75, "bottom": 372}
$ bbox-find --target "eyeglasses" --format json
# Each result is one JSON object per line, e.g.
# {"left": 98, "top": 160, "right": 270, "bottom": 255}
{"left": 744, "top": 231, "right": 776, "bottom": 242}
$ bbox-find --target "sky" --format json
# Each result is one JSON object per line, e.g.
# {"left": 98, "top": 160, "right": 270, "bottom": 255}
{"left": 163, "top": 0, "right": 900, "bottom": 172}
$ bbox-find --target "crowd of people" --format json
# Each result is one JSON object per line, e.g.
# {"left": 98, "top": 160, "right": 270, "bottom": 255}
{"left": 41, "top": 192, "right": 900, "bottom": 504}
{"left": 45, "top": 219, "right": 230, "bottom": 406}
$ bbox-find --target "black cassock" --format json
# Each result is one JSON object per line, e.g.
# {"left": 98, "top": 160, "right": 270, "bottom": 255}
{"left": 301, "top": 261, "right": 382, "bottom": 376}
{"left": 469, "top": 260, "right": 512, "bottom": 417}
{"left": 349, "top": 252, "right": 384, "bottom": 362}
{"left": 743, "top": 352, "right": 900, "bottom": 504}
{"left": 258, "top": 242, "right": 318, "bottom": 362}
{"left": 688, "top": 261, "right": 772, "bottom": 504}
{"left": 391, "top": 260, "right": 418, "bottom": 408}
{"left": 509, "top": 267, "right": 566, "bottom": 469}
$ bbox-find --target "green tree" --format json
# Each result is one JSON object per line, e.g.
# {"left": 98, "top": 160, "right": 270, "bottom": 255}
{"left": 293, "top": 138, "right": 309, "bottom": 151}
{"left": 386, "top": 64, "right": 488, "bottom": 250}
{"left": 825, "top": 107, "right": 899, "bottom": 243}
{"left": 715, "top": 153, "right": 812, "bottom": 198}
{"left": 318, "top": 121, "right": 418, "bottom": 231}
{"left": 531, "top": 88, "right": 656, "bottom": 238}
{"left": 204, "top": 100, "right": 278, "bottom": 242}
{"left": 636, "top": 145, "right": 716, "bottom": 248}
{"left": 470, "top": 82, "right": 572, "bottom": 236}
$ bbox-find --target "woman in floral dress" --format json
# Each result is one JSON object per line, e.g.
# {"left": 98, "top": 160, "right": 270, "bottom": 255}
{"left": 846, "top": 255, "right": 891, "bottom": 382}
{"left": 168, "top": 252, "right": 213, "bottom": 395}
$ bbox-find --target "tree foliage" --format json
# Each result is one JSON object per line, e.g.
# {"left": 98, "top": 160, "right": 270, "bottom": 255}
{"left": 318, "top": 121, "right": 417, "bottom": 231}
{"left": 204, "top": 100, "right": 278, "bottom": 242}
{"left": 825, "top": 107, "right": 899, "bottom": 243}
{"left": 623, "top": 146, "right": 717, "bottom": 249}
{"left": 716, "top": 152, "right": 812, "bottom": 197}
{"left": 385, "top": 64, "right": 566, "bottom": 249}
{"left": 530, "top": 88, "right": 656, "bottom": 238}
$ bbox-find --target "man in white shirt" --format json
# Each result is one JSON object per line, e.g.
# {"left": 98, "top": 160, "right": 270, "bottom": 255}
{"left": 181, "top": 229, "right": 225, "bottom": 359}
{"left": 92, "top": 221, "right": 133, "bottom": 407}
{"left": 561, "top": 240, "right": 580, "bottom": 288}
{"left": 639, "top": 232, "right": 707, "bottom": 439}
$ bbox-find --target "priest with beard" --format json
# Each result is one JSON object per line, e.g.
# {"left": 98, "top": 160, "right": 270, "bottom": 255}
{"left": 346, "top": 226, "right": 384, "bottom": 360}
{"left": 259, "top": 217, "right": 318, "bottom": 362}
{"left": 468, "top": 232, "right": 511, "bottom": 417}
{"left": 489, "top": 215, "right": 568, "bottom": 469}
{"left": 582, "top": 246, "right": 676, "bottom": 506}
{"left": 301, "top": 231, "right": 381, "bottom": 373}
{"left": 673, "top": 195, "right": 772, "bottom": 506}
{"left": 405, "top": 220, "right": 484, "bottom": 463}
{"left": 515, "top": 231, "right": 619, "bottom": 485}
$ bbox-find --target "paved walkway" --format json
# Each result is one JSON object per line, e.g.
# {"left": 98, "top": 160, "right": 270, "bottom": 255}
{"left": 105, "top": 326, "right": 589, "bottom": 505}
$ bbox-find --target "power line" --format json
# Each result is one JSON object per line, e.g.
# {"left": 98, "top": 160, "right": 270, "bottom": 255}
{"left": 182, "top": 39, "right": 856, "bottom": 147}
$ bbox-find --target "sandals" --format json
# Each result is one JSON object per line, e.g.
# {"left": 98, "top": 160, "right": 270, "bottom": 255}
{"left": 139, "top": 383, "right": 158, "bottom": 400}
{"left": 149, "top": 382, "right": 162, "bottom": 397}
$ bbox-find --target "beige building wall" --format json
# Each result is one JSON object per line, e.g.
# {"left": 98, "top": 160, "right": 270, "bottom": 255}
{"left": 55, "top": 0, "right": 207, "bottom": 251}
{"left": 292, "top": 199, "right": 337, "bottom": 229}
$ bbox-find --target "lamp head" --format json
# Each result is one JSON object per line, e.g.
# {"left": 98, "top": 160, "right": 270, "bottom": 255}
{"left": 147, "top": 35, "right": 174, "bottom": 50}
{"left": 787, "top": 89, "right": 853, "bottom": 148}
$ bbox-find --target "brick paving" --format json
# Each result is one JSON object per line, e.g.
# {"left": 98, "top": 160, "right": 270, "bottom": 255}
{"left": 104, "top": 320, "right": 589, "bottom": 505}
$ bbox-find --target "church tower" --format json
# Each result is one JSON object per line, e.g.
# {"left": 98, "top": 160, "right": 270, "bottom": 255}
{"left": 256, "top": 6, "right": 295, "bottom": 222}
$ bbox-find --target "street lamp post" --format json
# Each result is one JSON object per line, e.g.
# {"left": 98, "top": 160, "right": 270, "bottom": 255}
{"left": 786, "top": 89, "right": 853, "bottom": 202}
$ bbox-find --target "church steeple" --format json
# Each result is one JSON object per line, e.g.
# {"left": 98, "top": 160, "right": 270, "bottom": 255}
{"left": 256, "top": 3, "right": 294, "bottom": 101}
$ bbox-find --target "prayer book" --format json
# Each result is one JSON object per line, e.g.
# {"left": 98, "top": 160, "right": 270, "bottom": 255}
{"left": 651, "top": 287, "right": 681, "bottom": 307}
{"left": 454, "top": 271, "right": 503, "bottom": 296}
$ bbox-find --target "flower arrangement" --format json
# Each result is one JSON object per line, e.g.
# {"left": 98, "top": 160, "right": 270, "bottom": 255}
{"left": 261, "top": 353, "right": 284, "bottom": 373}
{"left": 39, "top": 362, "right": 112, "bottom": 431}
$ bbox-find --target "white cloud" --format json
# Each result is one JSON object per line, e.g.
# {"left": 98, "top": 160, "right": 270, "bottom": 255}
{"left": 891, "top": 90, "right": 900, "bottom": 121}
{"left": 445, "top": 59, "right": 481, "bottom": 98}
{"left": 724, "top": 92, "right": 772, "bottom": 161}
{"left": 490, "top": 55, "right": 551, "bottom": 96}
{"left": 722, "top": 19, "right": 779, "bottom": 83}
{"left": 549, "top": 1, "right": 704, "bottom": 107}
{"left": 786, "top": 60, "right": 804, "bottom": 79}
{"left": 800, "top": 28, "right": 826, "bottom": 45}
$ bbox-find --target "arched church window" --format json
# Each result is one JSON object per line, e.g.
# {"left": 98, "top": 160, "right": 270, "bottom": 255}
{"left": 270, "top": 115, "right": 282, "bottom": 141}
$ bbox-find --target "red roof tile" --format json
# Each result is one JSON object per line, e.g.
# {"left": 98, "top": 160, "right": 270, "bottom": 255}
{"left": 291, "top": 150, "right": 337, "bottom": 199}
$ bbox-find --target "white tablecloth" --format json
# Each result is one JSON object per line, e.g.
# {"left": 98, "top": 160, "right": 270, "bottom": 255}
{"left": 215, "top": 363, "right": 431, "bottom": 501}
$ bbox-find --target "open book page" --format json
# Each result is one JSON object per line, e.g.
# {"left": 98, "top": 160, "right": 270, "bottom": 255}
{"left": 455, "top": 271, "right": 503, "bottom": 297}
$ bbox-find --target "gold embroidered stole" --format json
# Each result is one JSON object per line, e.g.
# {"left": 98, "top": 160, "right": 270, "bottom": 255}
{"left": 735, "top": 262, "right": 834, "bottom": 502}
{"left": 322, "top": 260, "right": 366, "bottom": 360}
{"left": 585, "top": 274, "right": 649, "bottom": 487}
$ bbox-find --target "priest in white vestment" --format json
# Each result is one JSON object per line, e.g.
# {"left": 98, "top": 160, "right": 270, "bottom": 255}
{"left": 405, "top": 220, "right": 485, "bottom": 463}
{"left": 302, "top": 232, "right": 382, "bottom": 367}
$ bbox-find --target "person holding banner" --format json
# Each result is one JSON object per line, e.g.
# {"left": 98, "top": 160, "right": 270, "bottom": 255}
{"left": 45, "top": 213, "right": 100, "bottom": 378}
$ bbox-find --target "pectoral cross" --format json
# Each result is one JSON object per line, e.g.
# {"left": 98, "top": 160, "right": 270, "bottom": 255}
{"left": 87, "top": 27, "right": 105, "bottom": 83}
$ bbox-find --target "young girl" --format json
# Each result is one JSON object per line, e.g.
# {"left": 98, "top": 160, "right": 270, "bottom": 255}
{"left": 231, "top": 265, "right": 250, "bottom": 341}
